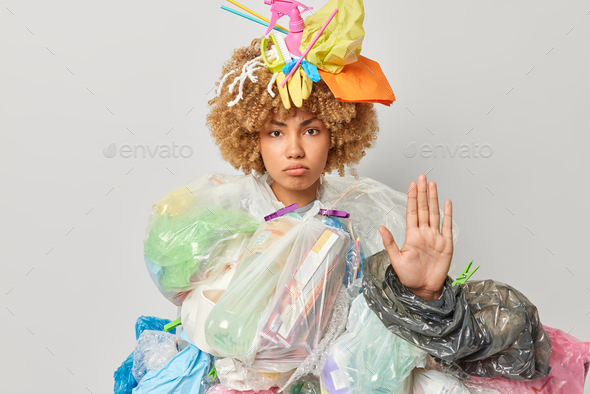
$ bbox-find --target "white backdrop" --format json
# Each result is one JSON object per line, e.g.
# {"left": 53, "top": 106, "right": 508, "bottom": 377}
{"left": 1, "top": 0, "right": 589, "bottom": 393}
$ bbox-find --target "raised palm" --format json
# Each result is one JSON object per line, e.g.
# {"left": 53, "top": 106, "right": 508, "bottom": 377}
{"left": 378, "top": 174, "right": 454, "bottom": 301}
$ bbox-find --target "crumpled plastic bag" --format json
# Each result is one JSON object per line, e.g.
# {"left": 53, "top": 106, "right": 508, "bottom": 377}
{"left": 132, "top": 329, "right": 214, "bottom": 394}
{"left": 300, "top": 0, "right": 365, "bottom": 74}
{"left": 362, "top": 249, "right": 552, "bottom": 381}
{"left": 207, "top": 385, "right": 279, "bottom": 394}
{"left": 144, "top": 172, "right": 275, "bottom": 305}
{"left": 114, "top": 316, "right": 177, "bottom": 394}
{"left": 214, "top": 357, "right": 292, "bottom": 392}
{"left": 464, "top": 325, "right": 590, "bottom": 393}
{"left": 204, "top": 203, "right": 351, "bottom": 373}
{"left": 411, "top": 369, "right": 471, "bottom": 394}
{"left": 320, "top": 294, "right": 427, "bottom": 393}
{"left": 132, "top": 330, "right": 180, "bottom": 382}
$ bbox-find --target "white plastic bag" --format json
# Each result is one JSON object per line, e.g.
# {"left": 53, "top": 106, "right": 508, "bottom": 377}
{"left": 411, "top": 369, "right": 471, "bottom": 394}
{"left": 204, "top": 201, "right": 352, "bottom": 373}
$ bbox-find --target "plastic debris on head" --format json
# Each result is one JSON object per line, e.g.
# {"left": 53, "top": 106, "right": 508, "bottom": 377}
{"left": 217, "top": 0, "right": 396, "bottom": 108}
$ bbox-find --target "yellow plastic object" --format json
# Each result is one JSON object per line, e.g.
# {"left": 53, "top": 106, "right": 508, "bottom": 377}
{"left": 261, "top": 34, "right": 286, "bottom": 73}
{"left": 288, "top": 68, "right": 303, "bottom": 107}
{"left": 276, "top": 68, "right": 313, "bottom": 109}
{"left": 276, "top": 72, "right": 291, "bottom": 109}
{"left": 152, "top": 188, "right": 195, "bottom": 216}
{"left": 301, "top": 68, "right": 313, "bottom": 101}
{"left": 299, "top": 0, "right": 365, "bottom": 74}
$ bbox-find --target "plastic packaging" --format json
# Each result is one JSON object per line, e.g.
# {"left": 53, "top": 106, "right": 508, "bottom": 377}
{"left": 411, "top": 369, "right": 471, "bottom": 394}
{"left": 132, "top": 329, "right": 214, "bottom": 394}
{"left": 320, "top": 294, "right": 427, "bottom": 393}
{"left": 114, "top": 316, "right": 176, "bottom": 394}
{"left": 132, "top": 330, "right": 180, "bottom": 382}
{"left": 146, "top": 171, "right": 459, "bottom": 304}
{"left": 286, "top": 375, "right": 321, "bottom": 394}
{"left": 362, "top": 249, "right": 552, "bottom": 381}
{"left": 464, "top": 325, "right": 590, "bottom": 394}
{"left": 280, "top": 283, "right": 357, "bottom": 391}
{"left": 114, "top": 352, "right": 137, "bottom": 394}
{"left": 144, "top": 172, "right": 277, "bottom": 305}
{"left": 214, "top": 357, "right": 293, "bottom": 392}
{"left": 204, "top": 205, "right": 351, "bottom": 372}
{"left": 206, "top": 385, "right": 279, "bottom": 394}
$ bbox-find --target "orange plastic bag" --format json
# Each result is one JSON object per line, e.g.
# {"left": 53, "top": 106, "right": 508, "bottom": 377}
{"left": 318, "top": 55, "right": 396, "bottom": 106}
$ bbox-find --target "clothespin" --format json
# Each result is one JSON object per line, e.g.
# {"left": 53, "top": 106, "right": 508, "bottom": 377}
{"left": 264, "top": 203, "right": 298, "bottom": 221}
{"left": 319, "top": 208, "right": 350, "bottom": 218}
{"left": 452, "top": 260, "right": 479, "bottom": 287}
{"left": 208, "top": 365, "right": 217, "bottom": 380}
{"left": 164, "top": 317, "right": 182, "bottom": 332}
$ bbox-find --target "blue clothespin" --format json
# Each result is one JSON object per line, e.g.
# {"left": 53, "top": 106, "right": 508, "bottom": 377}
{"left": 452, "top": 260, "right": 479, "bottom": 287}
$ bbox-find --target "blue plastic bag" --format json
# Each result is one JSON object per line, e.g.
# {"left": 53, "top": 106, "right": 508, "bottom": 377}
{"left": 114, "top": 316, "right": 175, "bottom": 394}
{"left": 132, "top": 329, "right": 213, "bottom": 394}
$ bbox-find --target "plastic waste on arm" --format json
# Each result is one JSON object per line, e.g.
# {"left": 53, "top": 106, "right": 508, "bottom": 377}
{"left": 362, "top": 249, "right": 552, "bottom": 381}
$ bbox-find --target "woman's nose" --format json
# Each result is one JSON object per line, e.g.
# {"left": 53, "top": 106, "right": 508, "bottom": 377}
{"left": 286, "top": 132, "right": 304, "bottom": 157}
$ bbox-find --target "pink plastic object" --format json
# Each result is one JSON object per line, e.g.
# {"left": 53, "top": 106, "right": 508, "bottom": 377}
{"left": 466, "top": 325, "right": 590, "bottom": 394}
{"left": 264, "top": 0, "right": 313, "bottom": 56}
{"left": 207, "top": 385, "right": 279, "bottom": 394}
{"left": 280, "top": 8, "right": 338, "bottom": 88}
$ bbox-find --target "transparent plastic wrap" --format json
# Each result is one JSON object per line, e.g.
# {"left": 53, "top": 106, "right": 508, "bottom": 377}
{"left": 132, "top": 330, "right": 180, "bottom": 382}
{"left": 143, "top": 173, "right": 275, "bottom": 305}
{"left": 204, "top": 205, "right": 351, "bottom": 373}
{"left": 144, "top": 172, "right": 459, "bottom": 306}
{"left": 464, "top": 325, "right": 590, "bottom": 394}
{"left": 206, "top": 385, "right": 279, "bottom": 394}
{"left": 280, "top": 283, "right": 358, "bottom": 391}
{"left": 362, "top": 249, "right": 552, "bottom": 381}
{"left": 320, "top": 294, "right": 427, "bottom": 394}
{"left": 214, "top": 356, "right": 292, "bottom": 392}
{"left": 411, "top": 369, "right": 471, "bottom": 394}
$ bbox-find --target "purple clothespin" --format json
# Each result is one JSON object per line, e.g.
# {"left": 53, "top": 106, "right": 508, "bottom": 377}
{"left": 319, "top": 209, "right": 350, "bottom": 218}
{"left": 264, "top": 203, "right": 299, "bottom": 222}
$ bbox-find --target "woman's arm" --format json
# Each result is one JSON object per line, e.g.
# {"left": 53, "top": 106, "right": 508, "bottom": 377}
{"left": 362, "top": 248, "right": 552, "bottom": 381}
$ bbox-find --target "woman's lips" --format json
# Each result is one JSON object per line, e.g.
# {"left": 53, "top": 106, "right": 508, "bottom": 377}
{"left": 284, "top": 168, "right": 309, "bottom": 176}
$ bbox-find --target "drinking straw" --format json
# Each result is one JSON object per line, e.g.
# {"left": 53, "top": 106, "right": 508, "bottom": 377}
{"left": 221, "top": 5, "right": 289, "bottom": 35}
{"left": 280, "top": 8, "right": 338, "bottom": 88}
{"left": 226, "top": 0, "right": 288, "bottom": 32}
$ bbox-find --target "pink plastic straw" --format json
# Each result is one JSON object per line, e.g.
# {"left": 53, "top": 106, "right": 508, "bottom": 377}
{"left": 280, "top": 8, "right": 339, "bottom": 88}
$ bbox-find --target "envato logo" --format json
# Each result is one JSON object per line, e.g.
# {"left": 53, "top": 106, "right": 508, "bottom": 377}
{"left": 403, "top": 141, "right": 493, "bottom": 158}
{"left": 103, "top": 141, "right": 193, "bottom": 158}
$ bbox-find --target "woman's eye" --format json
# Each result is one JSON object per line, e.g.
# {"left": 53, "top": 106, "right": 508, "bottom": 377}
{"left": 268, "top": 129, "right": 319, "bottom": 137}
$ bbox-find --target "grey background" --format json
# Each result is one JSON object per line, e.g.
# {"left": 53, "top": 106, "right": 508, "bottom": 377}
{"left": 1, "top": 0, "right": 589, "bottom": 392}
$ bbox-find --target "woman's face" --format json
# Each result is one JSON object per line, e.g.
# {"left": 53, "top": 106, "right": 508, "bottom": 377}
{"left": 258, "top": 108, "right": 331, "bottom": 203}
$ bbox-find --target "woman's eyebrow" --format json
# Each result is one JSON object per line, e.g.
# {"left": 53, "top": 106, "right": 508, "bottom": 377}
{"left": 270, "top": 117, "right": 319, "bottom": 127}
{"left": 300, "top": 117, "right": 318, "bottom": 126}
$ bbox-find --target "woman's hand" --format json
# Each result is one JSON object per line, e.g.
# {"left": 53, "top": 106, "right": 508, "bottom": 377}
{"left": 378, "top": 174, "right": 454, "bottom": 301}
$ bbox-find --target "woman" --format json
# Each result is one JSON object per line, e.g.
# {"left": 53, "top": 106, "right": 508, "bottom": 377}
{"left": 123, "top": 12, "right": 555, "bottom": 394}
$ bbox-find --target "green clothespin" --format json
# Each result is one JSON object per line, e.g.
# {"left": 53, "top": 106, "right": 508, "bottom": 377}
{"left": 164, "top": 317, "right": 182, "bottom": 332}
{"left": 208, "top": 365, "right": 217, "bottom": 381}
{"left": 452, "top": 260, "right": 480, "bottom": 287}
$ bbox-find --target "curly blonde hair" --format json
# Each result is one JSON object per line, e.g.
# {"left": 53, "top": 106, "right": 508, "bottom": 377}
{"left": 206, "top": 38, "right": 380, "bottom": 178}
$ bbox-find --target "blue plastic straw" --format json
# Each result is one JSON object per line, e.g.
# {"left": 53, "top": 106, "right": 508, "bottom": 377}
{"left": 221, "top": 5, "right": 289, "bottom": 35}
